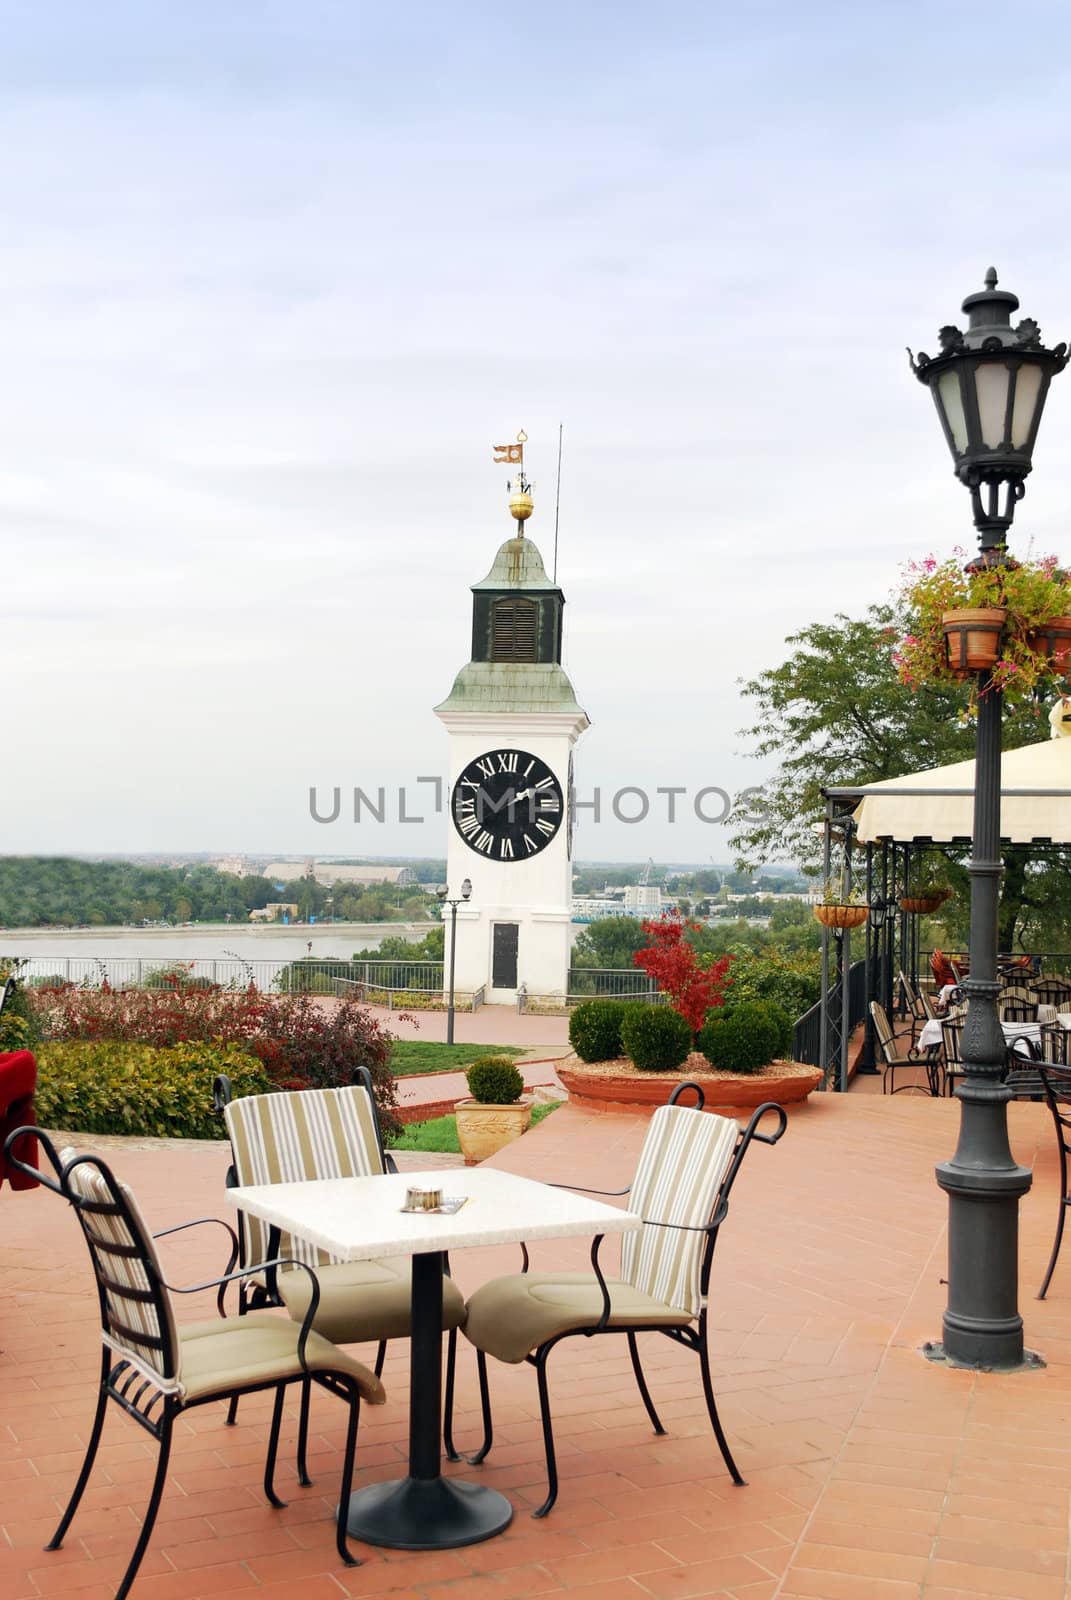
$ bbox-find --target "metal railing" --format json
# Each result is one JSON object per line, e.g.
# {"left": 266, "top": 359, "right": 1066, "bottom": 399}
{"left": 8, "top": 954, "right": 446, "bottom": 996}
{"left": 795, "top": 958, "right": 867, "bottom": 1084}
{"left": 566, "top": 966, "right": 660, "bottom": 1000}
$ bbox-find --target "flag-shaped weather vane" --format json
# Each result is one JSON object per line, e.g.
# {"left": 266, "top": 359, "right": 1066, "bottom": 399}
{"left": 492, "top": 430, "right": 533, "bottom": 528}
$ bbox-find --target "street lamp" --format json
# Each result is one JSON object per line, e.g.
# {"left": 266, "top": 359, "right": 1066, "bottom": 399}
{"left": 911, "top": 269, "right": 1067, "bottom": 1368}
{"left": 438, "top": 879, "right": 472, "bottom": 1046}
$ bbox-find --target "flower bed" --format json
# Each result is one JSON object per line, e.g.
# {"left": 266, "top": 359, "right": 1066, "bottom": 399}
{"left": 557, "top": 1051, "right": 822, "bottom": 1116}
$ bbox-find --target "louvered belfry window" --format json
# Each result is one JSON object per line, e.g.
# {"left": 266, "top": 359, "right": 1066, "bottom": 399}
{"left": 491, "top": 597, "right": 538, "bottom": 662}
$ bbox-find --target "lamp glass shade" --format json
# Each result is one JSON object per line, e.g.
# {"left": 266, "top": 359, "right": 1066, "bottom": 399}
{"left": 461, "top": 878, "right": 472, "bottom": 899}
{"left": 1011, "top": 363, "right": 1044, "bottom": 448}
{"left": 974, "top": 360, "right": 1011, "bottom": 449}
{"left": 937, "top": 369, "right": 969, "bottom": 451}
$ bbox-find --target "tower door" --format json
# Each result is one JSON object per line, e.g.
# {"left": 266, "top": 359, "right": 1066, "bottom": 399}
{"left": 491, "top": 923, "right": 519, "bottom": 990}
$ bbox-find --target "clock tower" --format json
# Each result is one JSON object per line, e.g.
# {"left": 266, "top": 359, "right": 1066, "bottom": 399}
{"left": 434, "top": 444, "right": 589, "bottom": 1003}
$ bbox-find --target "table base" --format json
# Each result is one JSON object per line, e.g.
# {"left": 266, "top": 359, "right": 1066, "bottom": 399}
{"left": 342, "top": 1474, "right": 513, "bottom": 1550}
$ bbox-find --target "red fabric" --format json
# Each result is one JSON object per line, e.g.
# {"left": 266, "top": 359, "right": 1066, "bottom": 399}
{"left": 0, "top": 1051, "right": 38, "bottom": 1190}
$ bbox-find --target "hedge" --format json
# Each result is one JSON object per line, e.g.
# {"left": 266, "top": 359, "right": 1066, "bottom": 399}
{"left": 619, "top": 1005, "right": 692, "bottom": 1072}
{"left": 33, "top": 1041, "right": 272, "bottom": 1139}
{"left": 569, "top": 999, "right": 641, "bottom": 1062}
{"left": 697, "top": 1001, "right": 782, "bottom": 1075}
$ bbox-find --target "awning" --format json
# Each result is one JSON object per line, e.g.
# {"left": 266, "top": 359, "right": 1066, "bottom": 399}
{"left": 842, "top": 735, "right": 1071, "bottom": 845}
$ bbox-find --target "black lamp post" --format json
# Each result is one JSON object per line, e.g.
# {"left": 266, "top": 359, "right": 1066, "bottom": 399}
{"left": 911, "top": 270, "right": 1067, "bottom": 1367}
{"left": 438, "top": 879, "right": 472, "bottom": 1046}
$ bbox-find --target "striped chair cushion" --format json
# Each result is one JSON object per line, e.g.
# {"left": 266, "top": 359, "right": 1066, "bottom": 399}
{"left": 225, "top": 1087, "right": 385, "bottom": 1269}
{"left": 62, "top": 1149, "right": 180, "bottom": 1390}
{"left": 619, "top": 1105, "right": 738, "bottom": 1319}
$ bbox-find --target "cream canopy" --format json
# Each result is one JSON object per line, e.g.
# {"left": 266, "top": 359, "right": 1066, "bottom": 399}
{"left": 849, "top": 730, "right": 1071, "bottom": 845}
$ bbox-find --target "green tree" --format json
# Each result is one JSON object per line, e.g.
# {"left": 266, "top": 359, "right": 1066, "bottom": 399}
{"left": 571, "top": 917, "right": 648, "bottom": 970}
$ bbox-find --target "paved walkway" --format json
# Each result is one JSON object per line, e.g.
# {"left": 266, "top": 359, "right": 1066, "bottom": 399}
{"left": 4, "top": 1091, "right": 1071, "bottom": 1598}
{"left": 363, "top": 1002, "right": 570, "bottom": 1048}
{"left": 396, "top": 1050, "right": 569, "bottom": 1118}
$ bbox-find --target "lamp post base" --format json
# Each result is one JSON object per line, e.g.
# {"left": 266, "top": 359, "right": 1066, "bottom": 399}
{"left": 922, "top": 1340, "right": 1045, "bottom": 1375}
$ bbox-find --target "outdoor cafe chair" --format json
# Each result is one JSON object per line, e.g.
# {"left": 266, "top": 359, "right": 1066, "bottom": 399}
{"left": 872, "top": 1001, "right": 939, "bottom": 1095}
{"left": 941, "top": 1020, "right": 966, "bottom": 1097}
{"left": 456, "top": 1083, "right": 787, "bottom": 1517}
{"left": 898, "top": 971, "right": 931, "bottom": 1048}
{"left": 1031, "top": 1063, "right": 1071, "bottom": 1299}
{"left": 215, "top": 1069, "right": 466, "bottom": 1480}
{"left": 2, "top": 1127, "right": 385, "bottom": 1600}
{"left": 1033, "top": 976, "right": 1071, "bottom": 1009}
{"left": 1001, "top": 992, "right": 1040, "bottom": 1024}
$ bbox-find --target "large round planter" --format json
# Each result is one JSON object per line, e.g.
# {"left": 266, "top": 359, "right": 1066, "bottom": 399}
{"left": 1028, "top": 614, "right": 1071, "bottom": 664}
{"left": 900, "top": 892, "right": 948, "bottom": 915}
{"left": 942, "top": 607, "right": 1006, "bottom": 676}
{"left": 813, "top": 903, "right": 868, "bottom": 930}
{"left": 557, "top": 1058, "right": 822, "bottom": 1118}
{"left": 454, "top": 1097, "right": 533, "bottom": 1165}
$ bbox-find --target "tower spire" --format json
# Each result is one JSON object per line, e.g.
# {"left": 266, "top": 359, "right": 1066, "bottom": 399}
{"left": 492, "top": 428, "right": 532, "bottom": 531}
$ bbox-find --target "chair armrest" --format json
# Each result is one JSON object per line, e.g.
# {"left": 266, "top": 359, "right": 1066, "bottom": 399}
{"left": 153, "top": 1217, "right": 239, "bottom": 1316}
{"left": 384, "top": 1152, "right": 399, "bottom": 1175}
{"left": 546, "top": 1181, "right": 631, "bottom": 1198}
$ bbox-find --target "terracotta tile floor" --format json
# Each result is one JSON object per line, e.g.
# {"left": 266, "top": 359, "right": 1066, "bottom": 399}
{"left": 4, "top": 1091, "right": 1071, "bottom": 1599}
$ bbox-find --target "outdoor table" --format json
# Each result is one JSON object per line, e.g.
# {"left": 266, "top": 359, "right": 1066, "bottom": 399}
{"left": 227, "top": 1165, "right": 640, "bottom": 1551}
{"left": 917, "top": 1015, "right": 1071, "bottom": 1056}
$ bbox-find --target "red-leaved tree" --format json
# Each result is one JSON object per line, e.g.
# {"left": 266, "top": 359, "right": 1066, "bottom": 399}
{"left": 633, "top": 913, "right": 733, "bottom": 1037}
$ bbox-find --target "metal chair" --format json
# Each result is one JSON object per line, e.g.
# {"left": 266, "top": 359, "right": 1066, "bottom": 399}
{"left": 2, "top": 1127, "right": 384, "bottom": 1599}
{"left": 941, "top": 1020, "right": 966, "bottom": 1096}
{"left": 1033, "top": 1063, "right": 1071, "bottom": 1298}
{"left": 1000, "top": 985, "right": 1039, "bottom": 1024}
{"left": 872, "top": 1001, "right": 939, "bottom": 1095}
{"left": 898, "top": 971, "right": 930, "bottom": 1048}
{"left": 457, "top": 1083, "right": 787, "bottom": 1517}
{"left": 215, "top": 1070, "right": 466, "bottom": 1479}
{"left": 1032, "top": 976, "right": 1071, "bottom": 1010}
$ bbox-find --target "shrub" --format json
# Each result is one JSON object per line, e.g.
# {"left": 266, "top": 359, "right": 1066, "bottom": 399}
{"left": 697, "top": 1002, "right": 782, "bottom": 1075}
{"left": 34, "top": 1041, "right": 272, "bottom": 1138}
{"left": 569, "top": 999, "right": 639, "bottom": 1062}
{"left": 0, "top": 965, "right": 41, "bottom": 1052}
{"left": 721, "top": 947, "right": 821, "bottom": 1020}
{"left": 620, "top": 1005, "right": 692, "bottom": 1072}
{"left": 466, "top": 1056, "right": 525, "bottom": 1104}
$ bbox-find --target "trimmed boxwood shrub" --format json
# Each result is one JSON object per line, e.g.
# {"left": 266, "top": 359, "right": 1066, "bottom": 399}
{"left": 569, "top": 999, "right": 641, "bottom": 1062}
{"left": 620, "top": 1005, "right": 692, "bottom": 1072}
{"left": 34, "top": 1040, "right": 272, "bottom": 1139}
{"left": 466, "top": 1055, "right": 525, "bottom": 1104}
{"left": 697, "top": 1001, "right": 782, "bottom": 1075}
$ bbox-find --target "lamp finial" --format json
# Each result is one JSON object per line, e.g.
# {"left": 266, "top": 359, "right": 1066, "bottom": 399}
{"left": 985, "top": 266, "right": 999, "bottom": 290}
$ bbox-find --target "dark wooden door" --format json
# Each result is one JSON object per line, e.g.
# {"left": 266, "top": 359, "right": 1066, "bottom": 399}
{"left": 492, "top": 923, "right": 519, "bottom": 989}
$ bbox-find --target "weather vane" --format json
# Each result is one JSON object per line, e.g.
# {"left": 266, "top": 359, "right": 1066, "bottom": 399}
{"left": 492, "top": 429, "right": 533, "bottom": 527}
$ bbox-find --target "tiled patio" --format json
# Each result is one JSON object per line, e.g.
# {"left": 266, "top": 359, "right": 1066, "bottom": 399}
{"left": 4, "top": 1090, "right": 1071, "bottom": 1600}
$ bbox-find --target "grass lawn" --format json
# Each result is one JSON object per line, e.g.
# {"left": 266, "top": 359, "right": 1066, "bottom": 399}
{"left": 389, "top": 1102, "right": 559, "bottom": 1153}
{"left": 388, "top": 1041, "right": 525, "bottom": 1077}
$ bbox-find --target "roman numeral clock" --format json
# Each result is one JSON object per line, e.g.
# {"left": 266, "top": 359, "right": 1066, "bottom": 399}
{"left": 434, "top": 448, "right": 589, "bottom": 1002}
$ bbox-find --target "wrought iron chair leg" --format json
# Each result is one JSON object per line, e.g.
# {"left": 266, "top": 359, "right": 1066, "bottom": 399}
{"left": 374, "top": 1340, "right": 387, "bottom": 1379}
{"left": 531, "top": 1345, "right": 559, "bottom": 1519}
{"left": 626, "top": 1332, "right": 666, "bottom": 1435}
{"left": 698, "top": 1332, "right": 745, "bottom": 1486}
{"left": 296, "top": 1376, "right": 313, "bottom": 1487}
{"left": 1039, "top": 1127, "right": 1070, "bottom": 1299}
{"left": 114, "top": 1409, "right": 174, "bottom": 1600}
{"left": 334, "top": 1383, "right": 362, "bottom": 1568}
{"left": 466, "top": 1349, "right": 494, "bottom": 1465}
{"left": 225, "top": 1395, "right": 240, "bottom": 1427}
{"left": 47, "top": 1352, "right": 110, "bottom": 1550}
{"left": 263, "top": 1385, "right": 289, "bottom": 1508}
{"left": 443, "top": 1327, "right": 460, "bottom": 1461}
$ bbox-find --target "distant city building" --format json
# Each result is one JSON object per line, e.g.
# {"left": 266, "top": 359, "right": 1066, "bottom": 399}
{"left": 623, "top": 884, "right": 663, "bottom": 915}
{"left": 213, "top": 856, "right": 250, "bottom": 877}
{"left": 249, "top": 902, "right": 300, "bottom": 923}
{"left": 261, "top": 862, "right": 415, "bottom": 888}
{"left": 571, "top": 897, "right": 631, "bottom": 922}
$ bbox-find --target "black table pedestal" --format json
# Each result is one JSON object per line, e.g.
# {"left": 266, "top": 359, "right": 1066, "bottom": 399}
{"left": 342, "top": 1248, "right": 513, "bottom": 1550}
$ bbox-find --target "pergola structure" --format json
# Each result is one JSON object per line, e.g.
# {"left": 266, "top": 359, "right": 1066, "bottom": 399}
{"left": 817, "top": 721, "right": 1071, "bottom": 1091}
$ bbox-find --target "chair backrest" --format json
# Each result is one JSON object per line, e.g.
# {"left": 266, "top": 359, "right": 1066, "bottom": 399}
{"left": 1033, "top": 978, "right": 1071, "bottom": 1008}
{"left": 1041, "top": 1024, "right": 1071, "bottom": 1067}
{"left": 898, "top": 971, "right": 923, "bottom": 1021}
{"left": 619, "top": 1102, "right": 740, "bottom": 1319}
{"left": 225, "top": 1083, "right": 387, "bottom": 1269}
{"left": 941, "top": 1021, "right": 964, "bottom": 1069}
{"left": 920, "top": 989, "right": 937, "bottom": 1021}
{"left": 1002, "top": 985, "right": 1034, "bottom": 1004}
{"left": 1000, "top": 997, "right": 1039, "bottom": 1023}
{"left": 35, "top": 1136, "right": 180, "bottom": 1390}
{"left": 930, "top": 949, "right": 953, "bottom": 988}
{"left": 869, "top": 1001, "right": 897, "bottom": 1063}
{"left": 1038, "top": 1004, "right": 1058, "bottom": 1027}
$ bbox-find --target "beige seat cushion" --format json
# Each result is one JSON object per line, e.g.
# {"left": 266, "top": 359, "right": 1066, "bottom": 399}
{"left": 178, "top": 1312, "right": 387, "bottom": 1405}
{"left": 463, "top": 1272, "right": 690, "bottom": 1365}
{"left": 275, "top": 1258, "right": 467, "bottom": 1345}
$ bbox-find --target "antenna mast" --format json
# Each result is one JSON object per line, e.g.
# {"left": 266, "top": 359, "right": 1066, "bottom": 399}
{"left": 553, "top": 422, "right": 563, "bottom": 582}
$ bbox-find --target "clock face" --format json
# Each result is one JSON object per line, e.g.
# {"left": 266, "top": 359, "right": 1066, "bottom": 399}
{"left": 451, "top": 748, "right": 564, "bottom": 860}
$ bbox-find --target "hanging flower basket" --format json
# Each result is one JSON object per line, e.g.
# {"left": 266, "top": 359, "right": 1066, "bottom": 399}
{"left": 942, "top": 608, "right": 1006, "bottom": 676}
{"left": 900, "top": 892, "right": 948, "bottom": 915}
{"left": 813, "top": 903, "right": 869, "bottom": 930}
{"left": 1028, "top": 614, "right": 1071, "bottom": 664}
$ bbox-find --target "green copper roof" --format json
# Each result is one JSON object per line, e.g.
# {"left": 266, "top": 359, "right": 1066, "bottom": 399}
{"left": 471, "top": 535, "right": 561, "bottom": 592}
{"left": 434, "top": 660, "right": 586, "bottom": 716}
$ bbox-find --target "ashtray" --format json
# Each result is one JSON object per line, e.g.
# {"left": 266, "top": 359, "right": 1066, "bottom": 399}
{"left": 399, "top": 1190, "right": 468, "bottom": 1216}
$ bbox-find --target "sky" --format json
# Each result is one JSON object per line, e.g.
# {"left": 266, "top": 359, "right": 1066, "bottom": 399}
{"left": 5, "top": 0, "right": 1071, "bottom": 864}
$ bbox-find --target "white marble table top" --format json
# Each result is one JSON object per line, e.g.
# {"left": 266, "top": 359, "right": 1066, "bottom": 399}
{"left": 917, "top": 1013, "right": 1071, "bottom": 1054}
{"left": 226, "top": 1166, "right": 641, "bottom": 1262}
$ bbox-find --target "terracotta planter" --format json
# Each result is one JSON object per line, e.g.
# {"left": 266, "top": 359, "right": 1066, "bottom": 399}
{"left": 813, "top": 903, "right": 869, "bottom": 930}
{"left": 900, "top": 892, "right": 948, "bottom": 915}
{"left": 1028, "top": 614, "right": 1071, "bottom": 664}
{"left": 557, "top": 1059, "right": 822, "bottom": 1118}
{"left": 454, "top": 1097, "right": 532, "bottom": 1166}
{"left": 942, "top": 607, "right": 1006, "bottom": 676}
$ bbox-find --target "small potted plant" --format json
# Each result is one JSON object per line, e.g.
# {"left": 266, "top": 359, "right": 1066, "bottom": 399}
{"left": 893, "top": 550, "right": 1071, "bottom": 707}
{"left": 811, "top": 880, "right": 869, "bottom": 931}
{"left": 900, "top": 873, "right": 952, "bottom": 915}
{"left": 455, "top": 1055, "right": 532, "bottom": 1166}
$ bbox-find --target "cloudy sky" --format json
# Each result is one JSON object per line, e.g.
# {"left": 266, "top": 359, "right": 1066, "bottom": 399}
{"left": 5, "top": 0, "right": 1071, "bottom": 864}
